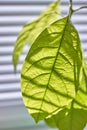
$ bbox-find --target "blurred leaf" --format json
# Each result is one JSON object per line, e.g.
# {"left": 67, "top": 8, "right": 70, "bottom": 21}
{"left": 21, "top": 16, "right": 83, "bottom": 123}
{"left": 46, "top": 67, "right": 87, "bottom": 130}
{"left": 13, "top": 1, "right": 60, "bottom": 70}
{"left": 51, "top": 108, "right": 87, "bottom": 130}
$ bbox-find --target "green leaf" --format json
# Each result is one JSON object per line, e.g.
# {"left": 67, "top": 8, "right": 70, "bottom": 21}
{"left": 48, "top": 108, "right": 87, "bottom": 130}
{"left": 13, "top": 1, "right": 60, "bottom": 70}
{"left": 45, "top": 67, "right": 87, "bottom": 130}
{"left": 21, "top": 16, "right": 83, "bottom": 123}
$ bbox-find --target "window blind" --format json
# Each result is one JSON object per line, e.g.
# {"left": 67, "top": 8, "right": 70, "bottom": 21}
{"left": 0, "top": 0, "right": 87, "bottom": 130}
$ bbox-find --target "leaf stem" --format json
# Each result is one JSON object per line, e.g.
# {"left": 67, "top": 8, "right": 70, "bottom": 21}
{"left": 70, "top": 0, "right": 73, "bottom": 8}
{"left": 73, "top": 6, "right": 87, "bottom": 13}
{"left": 69, "top": 0, "right": 73, "bottom": 18}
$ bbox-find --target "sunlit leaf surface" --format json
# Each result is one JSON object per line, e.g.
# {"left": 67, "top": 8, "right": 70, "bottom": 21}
{"left": 21, "top": 16, "right": 83, "bottom": 122}
{"left": 13, "top": 1, "right": 60, "bottom": 70}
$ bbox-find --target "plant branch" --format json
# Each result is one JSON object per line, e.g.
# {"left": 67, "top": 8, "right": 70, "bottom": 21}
{"left": 68, "top": 1, "right": 87, "bottom": 17}
{"left": 69, "top": 0, "right": 73, "bottom": 18}
{"left": 73, "top": 6, "right": 87, "bottom": 13}
{"left": 70, "top": 0, "right": 73, "bottom": 8}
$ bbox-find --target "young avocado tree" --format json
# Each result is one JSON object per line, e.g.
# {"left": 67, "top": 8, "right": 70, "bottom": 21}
{"left": 13, "top": 0, "right": 87, "bottom": 130}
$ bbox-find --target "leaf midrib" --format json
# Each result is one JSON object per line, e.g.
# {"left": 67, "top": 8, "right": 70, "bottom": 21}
{"left": 36, "top": 17, "right": 69, "bottom": 122}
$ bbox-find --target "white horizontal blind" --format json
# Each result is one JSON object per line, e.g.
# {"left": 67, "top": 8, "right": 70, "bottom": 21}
{"left": 0, "top": 0, "right": 87, "bottom": 130}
